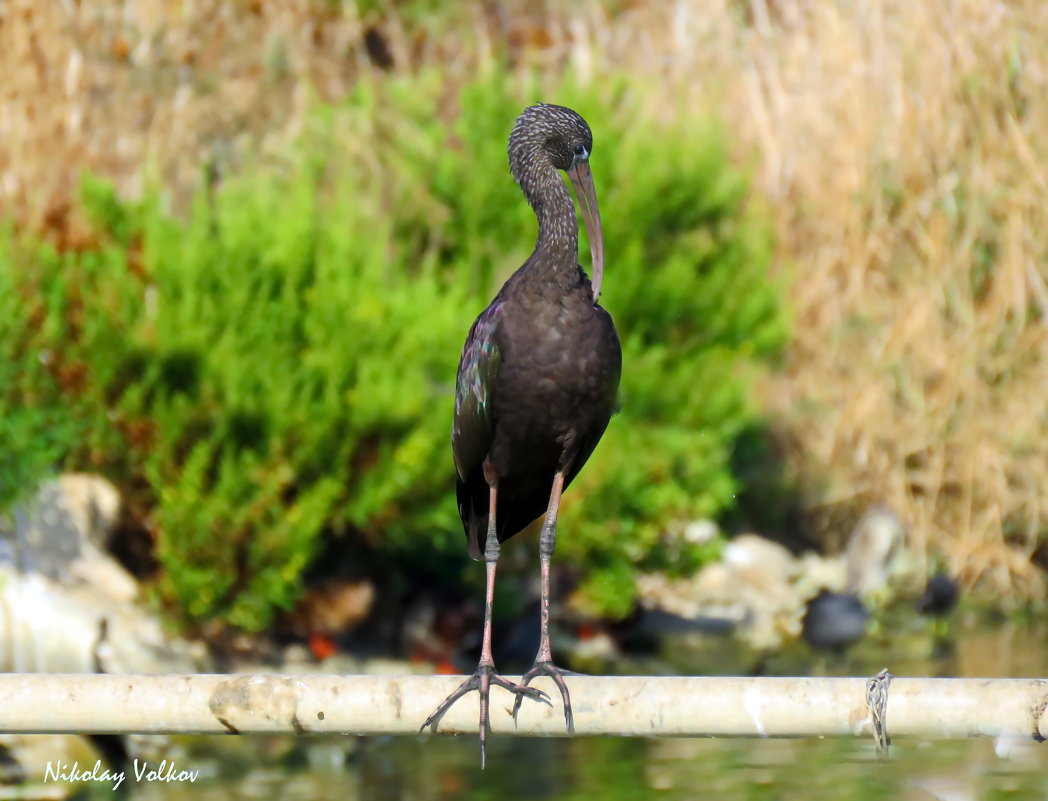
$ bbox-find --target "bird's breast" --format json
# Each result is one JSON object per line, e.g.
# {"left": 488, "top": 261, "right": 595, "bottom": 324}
{"left": 490, "top": 291, "right": 621, "bottom": 473}
{"left": 502, "top": 298, "right": 618, "bottom": 396}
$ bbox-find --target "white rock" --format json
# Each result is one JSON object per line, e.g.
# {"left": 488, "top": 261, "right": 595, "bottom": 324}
{"left": 57, "top": 473, "right": 121, "bottom": 546}
{"left": 724, "top": 533, "right": 799, "bottom": 579}
{"left": 682, "top": 519, "right": 720, "bottom": 545}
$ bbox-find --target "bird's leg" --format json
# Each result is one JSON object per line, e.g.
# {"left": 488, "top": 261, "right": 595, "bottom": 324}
{"left": 419, "top": 481, "right": 550, "bottom": 768}
{"left": 512, "top": 471, "right": 575, "bottom": 733}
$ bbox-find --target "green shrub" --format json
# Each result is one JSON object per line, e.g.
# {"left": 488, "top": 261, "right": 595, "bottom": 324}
{"left": 0, "top": 235, "right": 79, "bottom": 511}
{"left": 0, "top": 68, "right": 786, "bottom": 627}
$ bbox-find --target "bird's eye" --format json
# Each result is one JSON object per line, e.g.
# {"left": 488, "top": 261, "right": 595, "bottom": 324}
{"left": 573, "top": 144, "right": 587, "bottom": 156}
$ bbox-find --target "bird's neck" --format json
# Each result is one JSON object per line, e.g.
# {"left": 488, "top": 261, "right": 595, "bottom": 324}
{"left": 524, "top": 169, "right": 579, "bottom": 281}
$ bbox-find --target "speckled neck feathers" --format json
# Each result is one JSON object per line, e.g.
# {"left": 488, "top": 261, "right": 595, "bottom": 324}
{"left": 508, "top": 104, "right": 588, "bottom": 278}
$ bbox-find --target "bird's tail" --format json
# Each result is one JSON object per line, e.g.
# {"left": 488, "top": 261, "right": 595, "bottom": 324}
{"left": 456, "top": 477, "right": 487, "bottom": 561}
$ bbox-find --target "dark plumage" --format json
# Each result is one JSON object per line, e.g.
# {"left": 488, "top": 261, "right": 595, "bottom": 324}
{"left": 421, "top": 104, "right": 621, "bottom": 767}
{"left": 453, "top": 105, "right": 620, "bottom": 558}
{"left": 917, "top": 573, "right": 960, "bottom": 617}
{"left": 801, "top": 590, "right": 869, "bottom": 652}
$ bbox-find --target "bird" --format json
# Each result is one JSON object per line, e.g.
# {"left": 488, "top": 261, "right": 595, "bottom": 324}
{"left": 917, "top": 572, "right": 960, "bottom": 646}
{"left": 801, "top": 589, "right": 869, "bottom": 652}
{"left": 419, "top": 103, "right": 622, "bottom": 767}
{"left": 917, "top": 572, "right": 960, "bottom": 617}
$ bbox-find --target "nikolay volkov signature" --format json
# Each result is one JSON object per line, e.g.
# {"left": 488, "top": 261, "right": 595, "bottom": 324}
{"left": 45, "top": 759, "right": 199, "bottom": 791}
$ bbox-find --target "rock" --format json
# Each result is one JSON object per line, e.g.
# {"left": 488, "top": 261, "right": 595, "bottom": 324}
{"left": 0, "top": 563, "right": 201, "bottom": 674}
{"left": 56, "top": 474, "right": 121, "bottom": 551}
{"left": 682, "top": 519, "right": 719, "bottom": 545}
{"left": 0, "top": 476, "right": 204, "bottom": 790}
{"left": 1, "top": 475, "right": 137, "bottom": 603}
{"left": 0, "top": 475, "right": 202, "bottom": 674}
{"left": 0, "top": 733, "right": 103, "bottom": 796}
{"left": 636, "top": 524, "right": 903, "bottom": 653}
{"left": 724, "top": 534, "right": 799, "bottom": 579}
{"left": 566, "top": 627, "right": 620, "bottom": 669}
{"left": 793, "top": 551, "right": 847, "bottom": 599}
{"left": 632, "top": 508, "right": 916, "bottom": 654}
{"left": 0, "top": 570, "right": 102, "bottom": 673}
{"left": 619, "top": 608, "right": 737, "bottom": 649}
{"left": 282, "top": 579, "right": 375, "bottom": 643}
{"left": 636, "top": 534, "right": 808, "bottom": 651}
{"left": 276, "top": 577, "right": 375, "bottom": 663}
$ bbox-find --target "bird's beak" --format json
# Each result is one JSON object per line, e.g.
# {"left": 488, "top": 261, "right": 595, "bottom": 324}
{"left": 567, "top": 156, "right": 604, "bottom": 303}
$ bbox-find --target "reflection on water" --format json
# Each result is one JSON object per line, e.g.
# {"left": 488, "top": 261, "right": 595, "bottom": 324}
{"left": 107, "top": 736, "right": 1047, "bottom": 801}
{"left": 76, "top": 617, "right": 1046, "bottom": 801}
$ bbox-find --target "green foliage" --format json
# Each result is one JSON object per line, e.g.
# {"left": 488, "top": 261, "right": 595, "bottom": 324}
{"left": 0, "top": 233, "right": 79, "bottom": 510}
{"left": 339, "top": 72, "right": 786, "bottom": 615}
{"left": 0, "top": 67, "right": 786, "bottom": 627}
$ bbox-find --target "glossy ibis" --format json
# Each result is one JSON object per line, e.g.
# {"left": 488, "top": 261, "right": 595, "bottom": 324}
{"left": 420, "top": 104, "right": 622, "bottom": 765}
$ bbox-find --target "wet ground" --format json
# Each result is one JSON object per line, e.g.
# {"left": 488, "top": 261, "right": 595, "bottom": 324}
{"left": 58, "top": 613, "right": 1048, "bottom": 800}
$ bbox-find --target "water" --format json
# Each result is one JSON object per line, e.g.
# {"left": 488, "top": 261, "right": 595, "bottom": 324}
{"left": 68, "top": 615, "right": 1048, "bottom": 800}
{"left": 108, "top": 735, "right": 1047, "bottom": 801}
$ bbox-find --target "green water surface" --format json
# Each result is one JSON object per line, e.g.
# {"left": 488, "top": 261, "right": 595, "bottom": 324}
{"left": 63, "top": 616, "right": 1048, "bottom": 800}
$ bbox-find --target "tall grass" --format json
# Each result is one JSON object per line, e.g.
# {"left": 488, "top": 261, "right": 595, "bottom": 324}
{"left": 1, "top": 0, "right": 1045, "bottom": 601}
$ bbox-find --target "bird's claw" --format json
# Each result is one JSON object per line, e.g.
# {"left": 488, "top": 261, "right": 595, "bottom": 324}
{"left": 419, "top": 664, "right": 551, "bottom": 769}
{"left": 490, "top": 674, "right": 552, "bottom": 705}
{"left": 511, "top": 660, "right": 576, "bottom": 733}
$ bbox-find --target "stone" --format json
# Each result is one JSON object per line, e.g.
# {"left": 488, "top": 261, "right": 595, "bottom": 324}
{"left": 0, "top": 475, "right": 137, "bottom": 603}
{"left": 0, "top": 474, "right": 201, "bottom": 674}
{"left": 723, "top": 533, "right": 800, "bottom": 579}
{"left": 636, "top": 534, "right": 809, "bottom": 651}
{"left": 682, "top": 519, "right": 719, "bottom": 545}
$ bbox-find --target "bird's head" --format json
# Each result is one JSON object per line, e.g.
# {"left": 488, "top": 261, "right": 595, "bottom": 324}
{"left": 509, "top": 103, "right": 604, "bottom": 300}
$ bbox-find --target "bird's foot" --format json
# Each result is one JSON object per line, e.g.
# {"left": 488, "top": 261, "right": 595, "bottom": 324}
{"left": 511, "top": 660, "right": 576, "bottom": 733}
{"left": 419, "top": 663, "right": 551, "bottom": 769}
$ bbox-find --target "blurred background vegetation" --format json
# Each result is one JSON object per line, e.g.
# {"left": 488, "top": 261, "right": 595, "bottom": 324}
{"left": 1, "top": 0, "right": 1045, "bottom": 635}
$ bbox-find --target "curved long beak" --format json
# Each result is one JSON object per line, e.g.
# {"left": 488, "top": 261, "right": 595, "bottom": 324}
{"left": 567, "top": 157, "right": 604, "bottom": 303}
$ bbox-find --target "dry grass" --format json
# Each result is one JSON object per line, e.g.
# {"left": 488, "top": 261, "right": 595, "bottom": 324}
{"left": 2, "top": 0, "right": 1046, "bottom": 599}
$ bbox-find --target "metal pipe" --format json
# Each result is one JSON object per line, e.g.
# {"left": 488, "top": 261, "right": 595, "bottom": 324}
{"left": 0, "top": 674, "right": 1042, "bottom": 743}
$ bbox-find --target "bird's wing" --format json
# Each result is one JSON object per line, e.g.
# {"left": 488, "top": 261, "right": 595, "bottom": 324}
{"left": 452, "top": 301, "right": 503, "bottom": 482}
{"left": 565, "top": 305, "right": 622, "bottom": 480}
